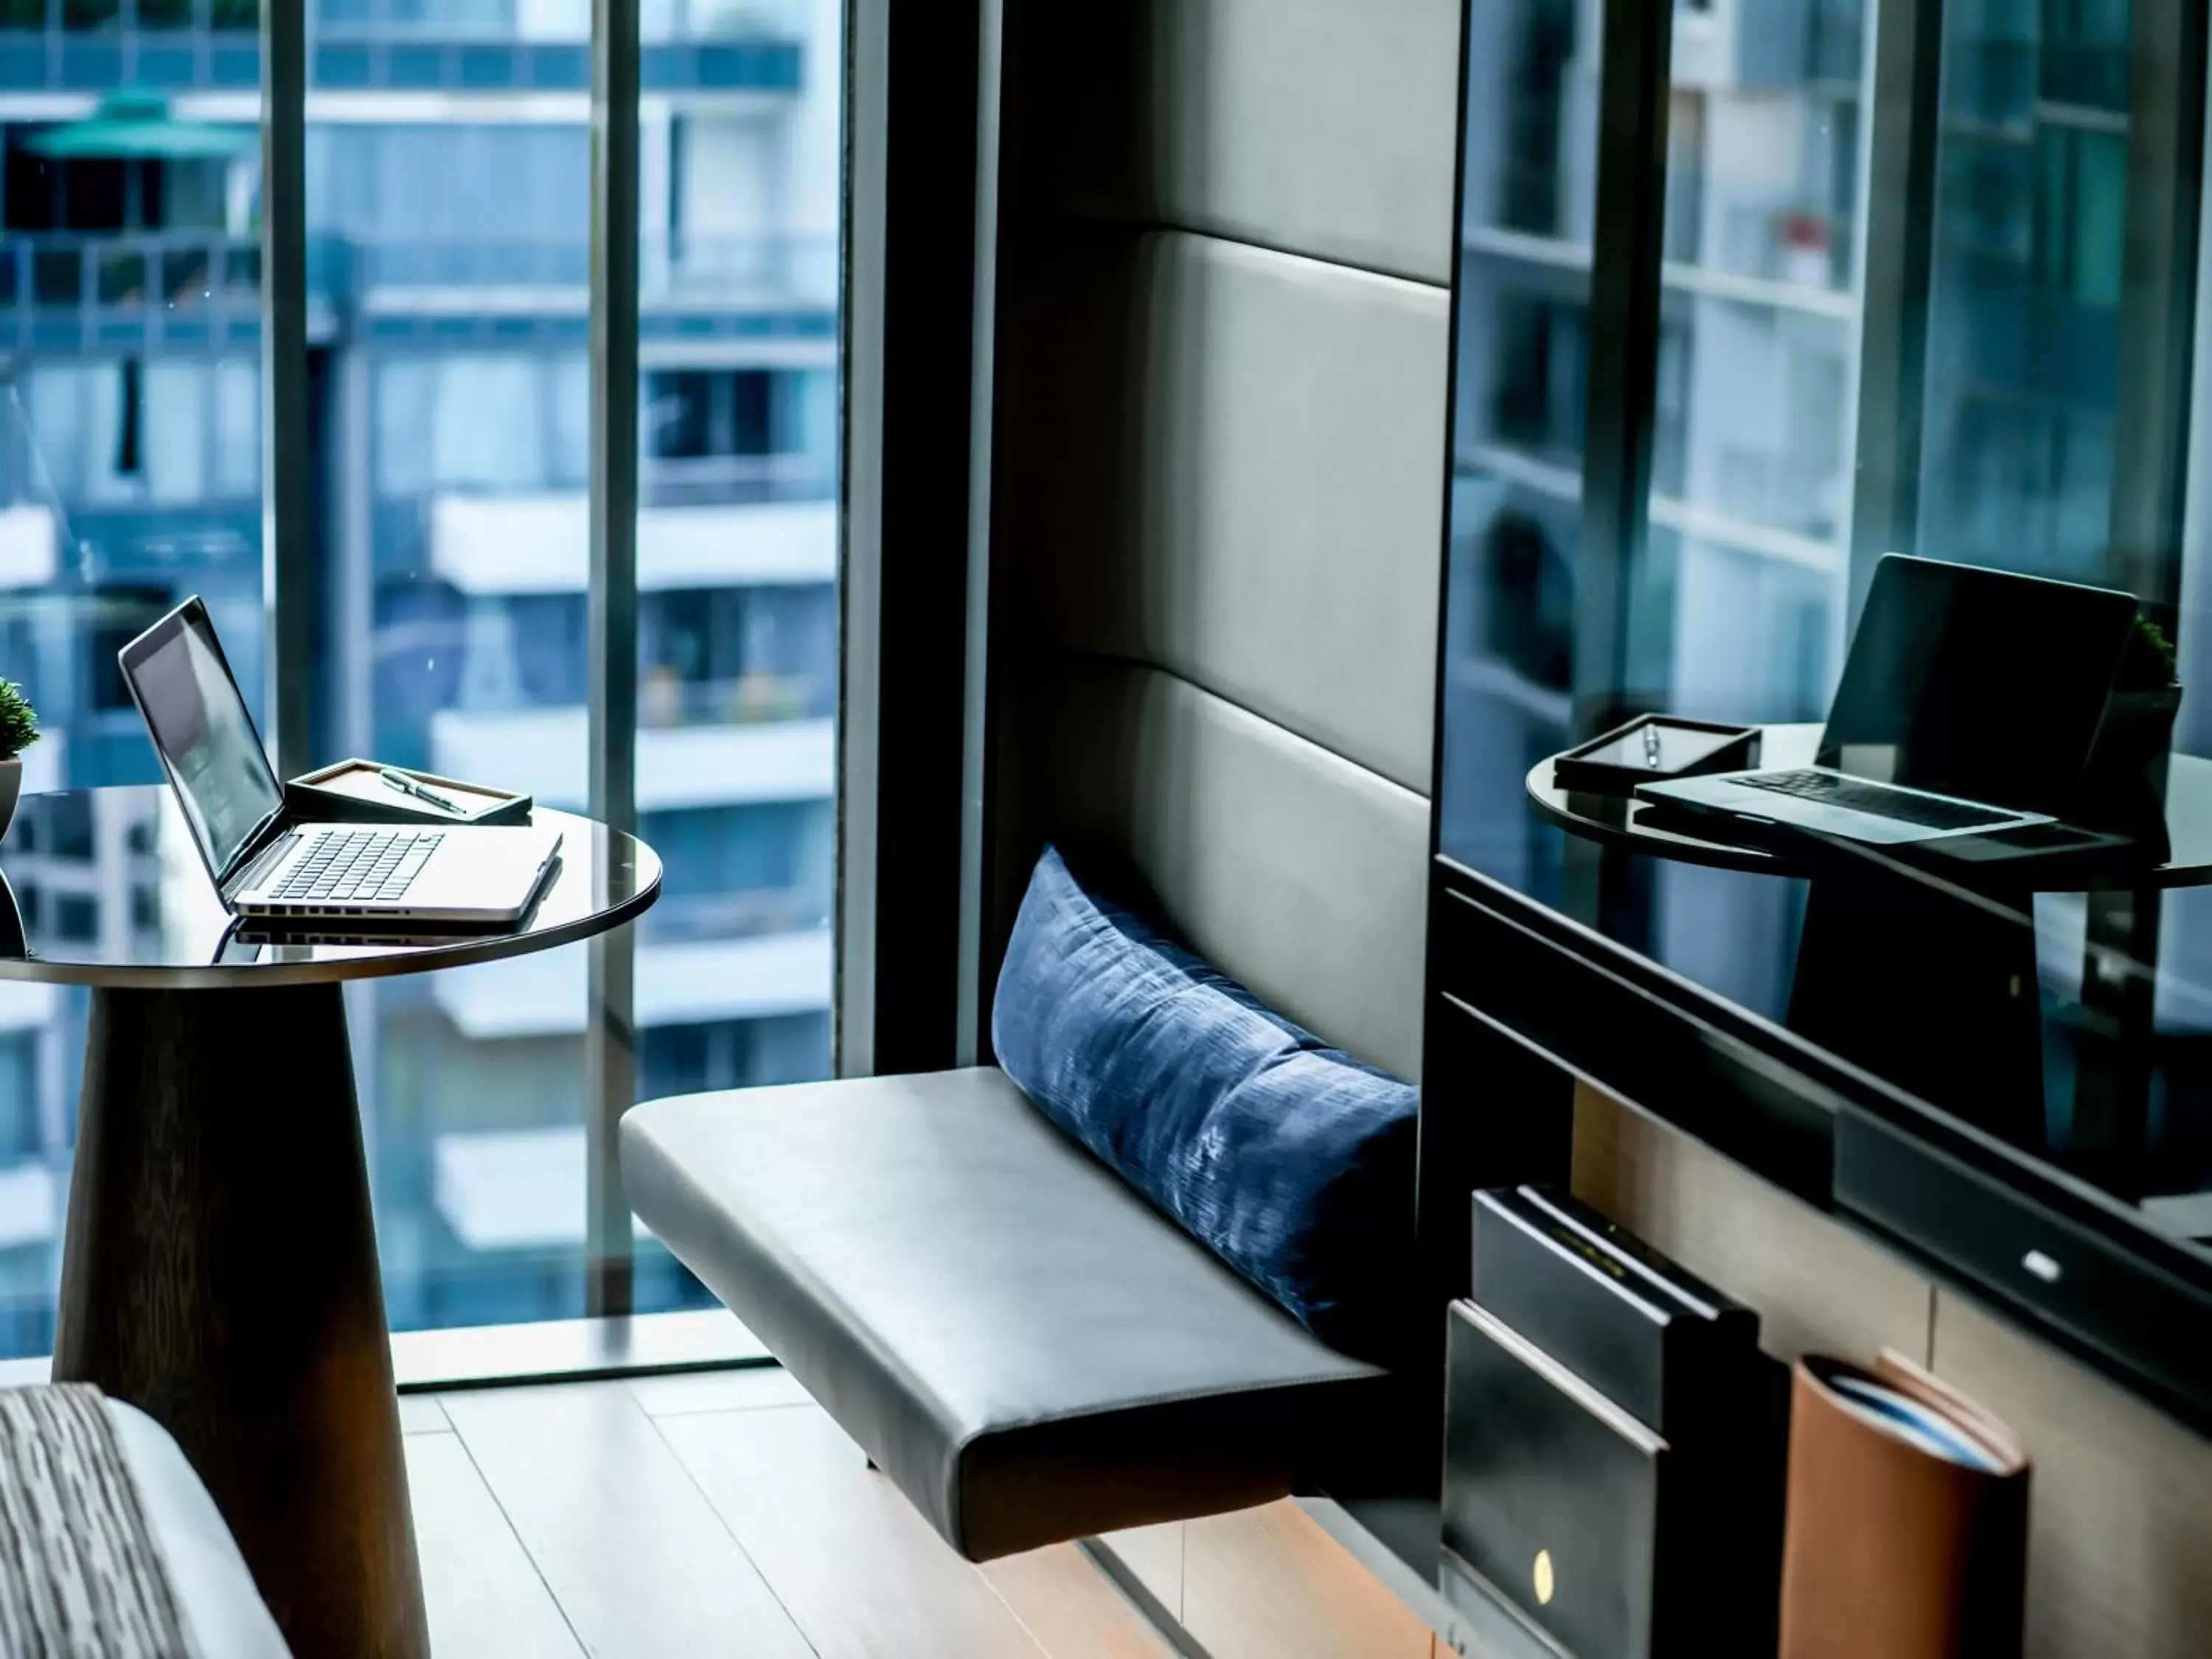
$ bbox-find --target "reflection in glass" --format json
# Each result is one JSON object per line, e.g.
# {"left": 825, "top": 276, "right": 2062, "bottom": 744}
{"left": 1440, "top": 2, "right": 2212, "bottom": 1247}
{"left": 310, "top": 0, "right": 840, "bottom": 1330}
{"left": 0, "top": 41, "right": 266, "bottom": 1355}
{"left": 0, "top": 0, "right": 841, "bottom": 1352}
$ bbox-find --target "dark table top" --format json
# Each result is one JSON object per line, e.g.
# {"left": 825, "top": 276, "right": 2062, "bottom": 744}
{"left": 0, "top": 786, "right": 658, "bottom": 990}
{"left": 1526, "top": 722, "right": 2212, "bottom": 888}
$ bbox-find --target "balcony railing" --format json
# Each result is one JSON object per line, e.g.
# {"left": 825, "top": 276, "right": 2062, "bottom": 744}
{"left": 0, "top": 231, "right": 836, "bottom": 352}
{"left": 2038, "top": 44, "right": 2129, "bottom": 116}
{"left": 1804, "top": 0, "right": 1865, "bottom": 86}
{"left": 638, "top": 885, "right": 824, "bottom": 945}
{"left": 643, "top": 453, "right": 832, "bottom": 509}
{"left": 638, "top": 669, "right": 832, "bottom": 730}
{"left": 313, "top": 0, "right": 801, "bottom": 40}
{"left": 0, "top": 0, "right": 250, "bottom": 23}
{"left": 0, "top": 10, "right": 257, "bottom": 92}
{"left": 352, "top": 237, "right": 835, "bottom": 302}
{"left": 0, "top": 232, "right": 264, "bottom": 352}
{"left": 0, "top": 0, "right": 800, "bottom": 90}
{"left": 0, "top": 232, "right": 258, "bottom": 309}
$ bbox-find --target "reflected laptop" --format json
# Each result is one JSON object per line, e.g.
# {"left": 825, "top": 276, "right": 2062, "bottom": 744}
{"left": 1638, "top": 556, "right": 2140, "bottom": 847}
{"left": 119, "top": 597, "right": 563, "bottom": 925}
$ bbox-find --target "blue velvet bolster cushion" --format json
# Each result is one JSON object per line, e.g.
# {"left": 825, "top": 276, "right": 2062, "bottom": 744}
{"left": 992, "top": 845, "right": 1418, "bottom": 1363}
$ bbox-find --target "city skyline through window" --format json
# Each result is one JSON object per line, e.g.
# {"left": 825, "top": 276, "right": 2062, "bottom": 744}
{"left": 0, "top": 0, "right": 841, "bottom": 1352}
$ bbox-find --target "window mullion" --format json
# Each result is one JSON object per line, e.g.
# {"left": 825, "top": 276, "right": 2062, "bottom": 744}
{"left": 587, "top": 0, "right": 643, "bottom": 1319}
{"left": 262, "top": 0, "right": 313, "bottom": 773}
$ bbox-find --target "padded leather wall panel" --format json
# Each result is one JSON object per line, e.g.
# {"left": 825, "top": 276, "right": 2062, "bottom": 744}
{"left": 1000, "top": 228, "right": 1447, "bottom": 796}
{"left": 1005, "top": 0, "right": 1462, "bottom": 283}
{"left": 1006, "top": 658, "right": 1430, "bottom": 1082}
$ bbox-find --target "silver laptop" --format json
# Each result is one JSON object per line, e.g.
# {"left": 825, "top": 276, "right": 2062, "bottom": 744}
{"left": 1637, "top": 556, "right": 2142, "bottom": 847}
{"left": 119, "top": 597, "right": 563, "bottom": 926}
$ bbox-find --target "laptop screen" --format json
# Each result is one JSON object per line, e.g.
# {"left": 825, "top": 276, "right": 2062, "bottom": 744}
{"left": 119, "top": 599, "right": 285, "bottom": 883}
{"left": 1816, "top": 556, "right": 2142, "bottom": 814}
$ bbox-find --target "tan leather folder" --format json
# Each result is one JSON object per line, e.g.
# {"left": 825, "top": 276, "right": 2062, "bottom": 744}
{"left": 1778, "top": 1350, "right": 2031, "bottom": 1659}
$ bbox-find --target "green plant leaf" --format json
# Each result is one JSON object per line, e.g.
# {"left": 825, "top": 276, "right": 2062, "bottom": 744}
{"left": 0, "top": 679, "right": 41, "bottom": 762}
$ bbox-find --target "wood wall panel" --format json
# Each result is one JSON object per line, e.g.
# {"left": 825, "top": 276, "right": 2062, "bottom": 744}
{"left": 1571, "top": 1084, "right": 1935, "bottom": 1366}
{"left": 1573, "top": 1085, "right": 2212, "bottom": 1658}
{"left": 1932, "top": 1295, "right": 2212, "bottom": 1659}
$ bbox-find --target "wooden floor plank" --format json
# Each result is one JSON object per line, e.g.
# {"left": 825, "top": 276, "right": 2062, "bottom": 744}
{"left": 439, "top": 1384, "right": 813, "bottom": 1659}
{"left": 1183, "top": 1503, "right": 1434, "bottom": 1659}
{"left": 398, "top": 1394, "right": 452, "bottom": 1436}
{"left": 981, "top": 1543, "right": 1172, "bottom": 1659}
{"left": 404, "top": 1430, "right": 581, "bottom": 1659}
{"left": 1096, "top": 1525, "right": 1183, "bottom": 1621}
{"left": 655, "top": 1403, "right": 1049, "bottom": 1659}
{"left": 626, "top": 1366, "right": 814, "bottom": 1418}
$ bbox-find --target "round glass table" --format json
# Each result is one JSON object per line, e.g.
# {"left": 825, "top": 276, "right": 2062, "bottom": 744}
{"left": 1525, "top": 726, "right": 2212, "bottom": 1182}
{"left": 0, "top": 786, "right": 660, "bottom": 1659}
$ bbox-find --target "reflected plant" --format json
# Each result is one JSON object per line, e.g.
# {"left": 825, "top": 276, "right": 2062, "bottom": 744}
{"left": 2118, "top": 615, "right": 2179, "bottom": 692}
{"left": 0, "top": 681, "right": 38, "bottom": 763}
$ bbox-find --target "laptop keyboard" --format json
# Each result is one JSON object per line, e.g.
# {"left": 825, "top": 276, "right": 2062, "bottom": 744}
{"left": 1734, "top": 769, "right": 2015, "bottom": 831}
{"left": 269, "top": 830, "right": 444, "bottom": 904}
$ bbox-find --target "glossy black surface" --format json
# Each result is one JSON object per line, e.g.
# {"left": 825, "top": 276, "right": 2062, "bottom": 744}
{"left": 1812, "top": 556, "right": 2139, "bottom": 814}
{"left": 1430, "top": 0, "right": 2212, "bottom": 1427}
{"left": 1521, "top": 725, "right": 2212, "bottom": 1251}
{"left": 1433, "top": 861, "right": 2212, "bottom": 1430}
{"left": 1529, "top": 725, "right": 2212, "bottom": 883}
{"left": 0, "top": 787, "right": 660, "bottom": 988}
{"left": 1442, "top": 1300, "right": 1672, "bottom": 1659}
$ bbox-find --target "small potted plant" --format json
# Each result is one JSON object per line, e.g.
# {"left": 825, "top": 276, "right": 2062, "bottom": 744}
{"left": 0, "top": 678, "right": 37, "bottom": 839}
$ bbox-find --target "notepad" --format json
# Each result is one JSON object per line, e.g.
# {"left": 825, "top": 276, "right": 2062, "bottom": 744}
{"left": 1825, "top": 1374, "right": 2007, "bottom": 1472}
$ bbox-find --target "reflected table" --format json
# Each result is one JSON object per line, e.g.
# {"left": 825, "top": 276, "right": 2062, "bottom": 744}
{"left": 0, "top": 787, "right": 660, "bottom": 1659}
{"left": 1526, "top": 728, "right": 2212, "bottom": 1192}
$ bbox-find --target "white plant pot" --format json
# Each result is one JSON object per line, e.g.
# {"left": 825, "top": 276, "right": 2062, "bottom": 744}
{"left": 0, "top": 757, "right": 19, "bottom": 843}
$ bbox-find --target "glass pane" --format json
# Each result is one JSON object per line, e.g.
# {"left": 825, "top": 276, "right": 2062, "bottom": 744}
{"left": 627, "top": 0, "right": 843, "bottom": 1301}
{"left": 1441, "top": 0, "right": 1604, "bottom": 895}
{"left": 0, "top": 52, "right": 265, "bottom": 1353}
{"left": 1441, "top": 1, "right": 2212, "bottom": 1247}
{"left": 1921, "top": 0, "right": 2127, "bottom": 585}
{"left": 1441, "top": 0, "right": 1874, "bottom": 967}
{"left": 305, "top": 0, "right": 841, "bottom": 1331}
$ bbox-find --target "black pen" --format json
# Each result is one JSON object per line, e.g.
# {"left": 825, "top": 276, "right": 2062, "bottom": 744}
{"left": 379, "top": 768, "right": 462, "bottom": 814}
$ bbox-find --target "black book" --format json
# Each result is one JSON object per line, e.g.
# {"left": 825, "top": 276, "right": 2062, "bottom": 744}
{"left": 1471, "top": 1184, "right": 1759, "bottom": 1438}
{"left": 1449, "top": 1186, "right": 1789, "bottom": 1659}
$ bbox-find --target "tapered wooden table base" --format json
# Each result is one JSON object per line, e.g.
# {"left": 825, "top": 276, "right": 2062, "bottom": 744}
{"left": 55, "top": 984, "right": 429, "bottom": 1659}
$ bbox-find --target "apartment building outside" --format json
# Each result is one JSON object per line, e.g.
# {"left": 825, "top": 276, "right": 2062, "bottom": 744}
{"left": 1441, "top": 0, "right": 2136, "bottom": 1015}
{"left": 0, "top": 0, "right": 841, "bottom": 1348}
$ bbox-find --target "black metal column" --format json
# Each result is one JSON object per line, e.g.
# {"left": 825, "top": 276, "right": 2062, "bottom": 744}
{"left": 1571, "top": 0, "right": 1676, "bottom": 742}
{"left": 1847, "top": 0, "right": 1946, "bottom": 620}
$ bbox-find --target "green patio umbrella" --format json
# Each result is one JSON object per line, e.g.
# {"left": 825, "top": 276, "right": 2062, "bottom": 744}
{"left": 23, "top": 90, "right": 254, "bottom": 161}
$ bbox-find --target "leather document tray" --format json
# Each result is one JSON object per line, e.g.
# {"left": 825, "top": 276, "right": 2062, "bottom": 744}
{"left": 1779, "top": 1352, "right": 2031, "bottom": 1659}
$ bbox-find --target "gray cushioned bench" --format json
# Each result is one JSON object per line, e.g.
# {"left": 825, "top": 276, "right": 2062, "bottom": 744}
{"left": 622, "top": 1066, "right": 1395, "bottom": 1560}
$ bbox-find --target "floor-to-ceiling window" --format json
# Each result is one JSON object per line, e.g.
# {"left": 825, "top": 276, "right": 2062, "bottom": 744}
{"left": 0, "top": 2, "right": 266, "bottom": 1355}
{"left": 0, "top": 0, "right": 844, "bottom": 1355}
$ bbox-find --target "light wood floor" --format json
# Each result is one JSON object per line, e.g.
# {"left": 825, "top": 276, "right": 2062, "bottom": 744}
{"left": 404, "top": 1368, "right": 1441, "bottom": 1658}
